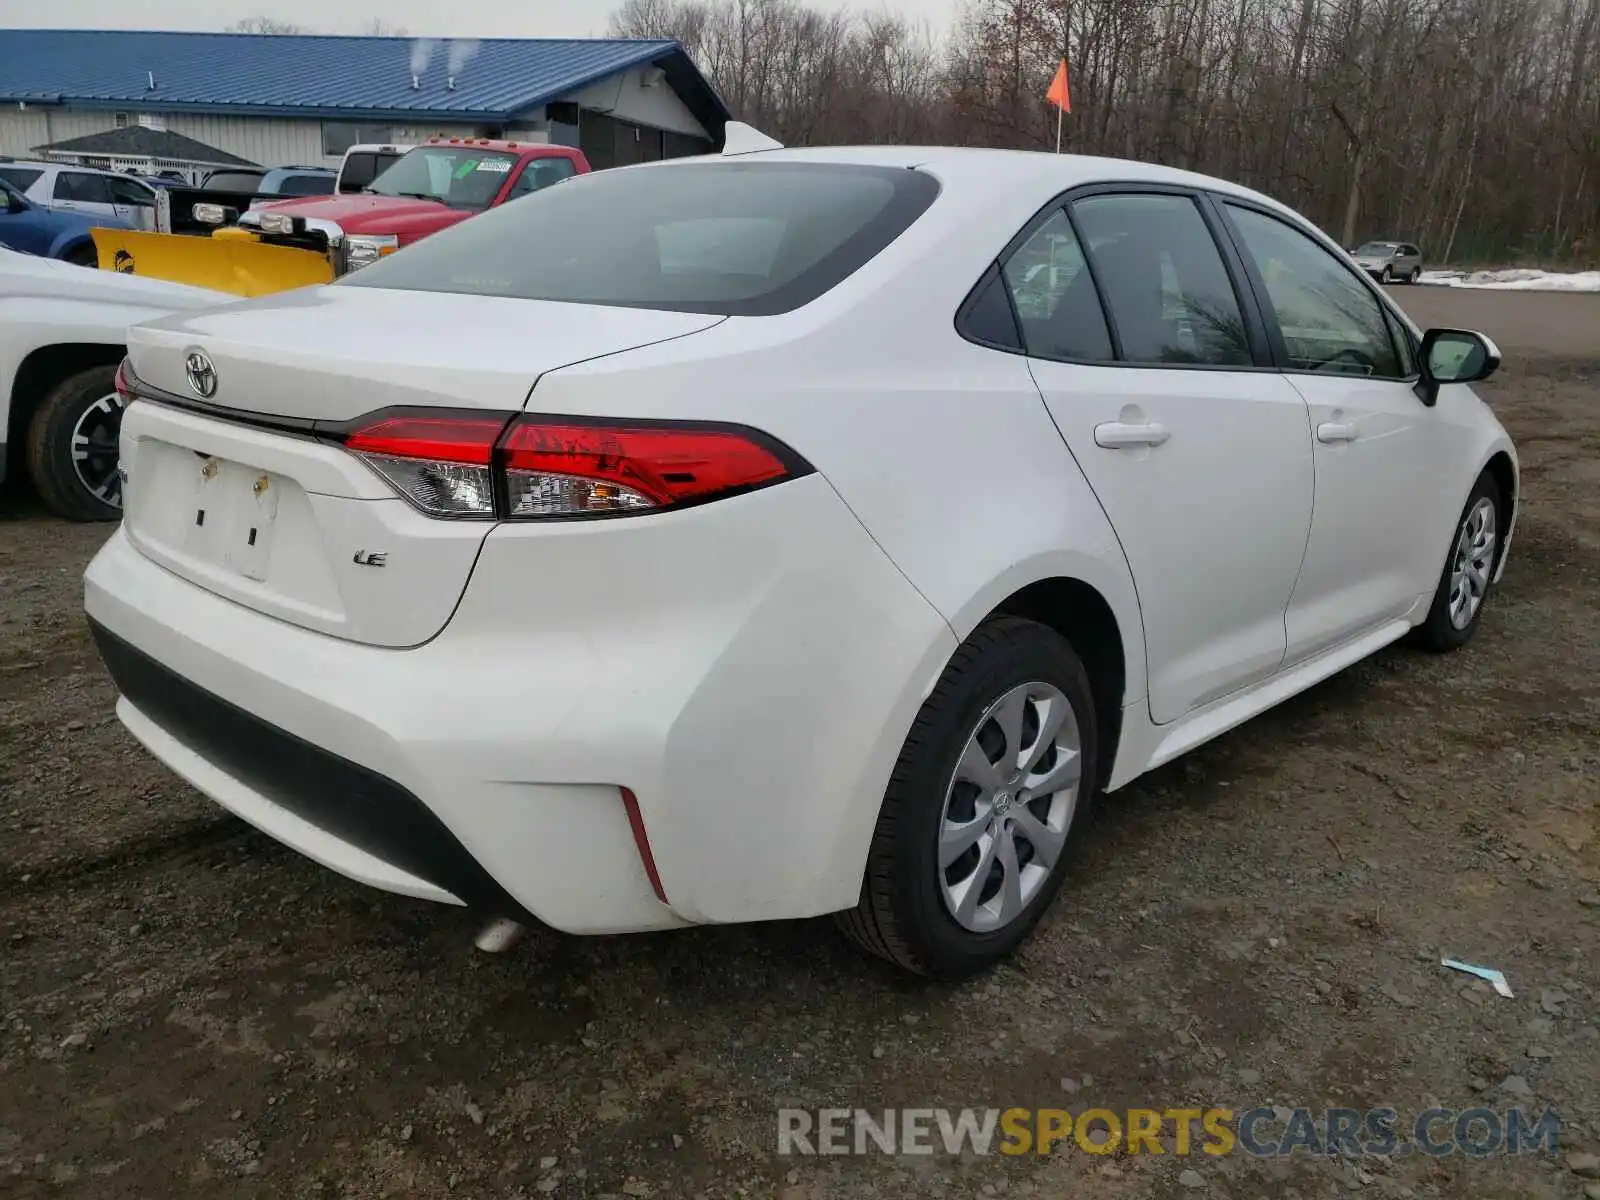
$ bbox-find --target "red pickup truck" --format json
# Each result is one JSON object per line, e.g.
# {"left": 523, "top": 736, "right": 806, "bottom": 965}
{"left": 236, "top": 138, "right": 590, "bottom": 274}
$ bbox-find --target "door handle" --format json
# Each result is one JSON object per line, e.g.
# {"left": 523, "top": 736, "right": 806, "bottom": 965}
{"left": 1094, "top": 421, "right": 1171, "bottom": 450}
{"left": 1316, "top": 422, "right": 1357, "bottom": 444}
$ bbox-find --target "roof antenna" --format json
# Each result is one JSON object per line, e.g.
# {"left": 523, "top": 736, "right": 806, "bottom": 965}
{"left": 720, "top": 121, "right": 783, "bottom": 156}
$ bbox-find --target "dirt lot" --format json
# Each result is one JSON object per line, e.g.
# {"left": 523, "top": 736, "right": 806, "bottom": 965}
{"left": 1, "top": 287, "right": 1597, "bottom": 1200}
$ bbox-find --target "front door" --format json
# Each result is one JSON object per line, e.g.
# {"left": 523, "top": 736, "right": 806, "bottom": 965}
{"left": 1220, "top": 202, "right": 1454, "bottom": 664}
{"left": 1006, "top": 191, "right": 1315, "bottom": 724}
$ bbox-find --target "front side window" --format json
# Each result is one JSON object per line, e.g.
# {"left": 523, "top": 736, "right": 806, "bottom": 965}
{"left": 1072, "top": 193, "right": 1253, "bottom": 367}
{"left": 108, "top": 177, "right": 155, "bottom": 206}
{"left": 365, "top": 148, "right": 519, "bottom": 212}
{"left": 998, "top": 208, "right": 1112, "bottom": 362}
{"left": 1228, "top": 205, "right": 1403, "bottom": 377}
{"left": 1356, "top": 241, "right": 1399, "bottom": 257}
{"left": 506, "top": 158, "right": 577, "bottom": 199}
{"left": 343, "top": 161, "right": 940, "bottom": 316}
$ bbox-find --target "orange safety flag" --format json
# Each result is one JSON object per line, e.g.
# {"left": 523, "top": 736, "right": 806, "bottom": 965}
{"left": 1046, "top": 60, "right": 1072, "bottom": 113}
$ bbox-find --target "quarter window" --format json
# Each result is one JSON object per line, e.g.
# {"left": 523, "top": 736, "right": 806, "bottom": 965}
{"left": 1071, "top": 193, "right": 1253, "bottom": 368}
{"left": 999, "top": 208, "right": 1113, "bottom": 362}
{"left": 1226, "top": 204, "right": 1403, "bottom": 378}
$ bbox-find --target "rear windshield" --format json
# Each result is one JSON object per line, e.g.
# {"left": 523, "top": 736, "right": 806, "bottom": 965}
{"left": 341, "top": 161, "right": 940, "bottom": 316}
{"left": 206, "top": 171, "right": 266, "bottom": 193}
{"left": 274, "top": 173, "right": 335, "bottom": 197}
{"left": 0, "top": 166, "right": 43, "bottom": 191}
{"left": 1356, "top": 242, "right": 1399, "bottom": 255}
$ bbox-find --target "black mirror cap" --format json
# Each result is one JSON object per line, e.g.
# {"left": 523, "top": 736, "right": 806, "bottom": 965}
{"left": 1420, "top": 327, "right": 1503, "bottom": 392}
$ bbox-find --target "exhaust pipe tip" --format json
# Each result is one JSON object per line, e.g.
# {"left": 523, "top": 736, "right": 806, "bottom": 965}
{"left": 473, "top": 916, "right": 526, "bottom": 954}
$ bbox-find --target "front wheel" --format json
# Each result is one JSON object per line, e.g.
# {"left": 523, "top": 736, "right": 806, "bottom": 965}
{"left": 1381, "top": 265, "right": 1395, "bottom": 284}
{"left": 63, "top": 242, "right": 98, "bottom": 269}
{"left": 837, "top": 617, "right": 1098, "bottom": 979}
{"left": 1413, "top": 471, "right": 1503, "bottom": 652}
{"left": 25, "top": 364, "right": 127, "bottom": 521}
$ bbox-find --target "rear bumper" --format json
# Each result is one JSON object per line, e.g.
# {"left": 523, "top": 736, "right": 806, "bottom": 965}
{"left": 84, "top": 474, "right": 957, "bottom": 934}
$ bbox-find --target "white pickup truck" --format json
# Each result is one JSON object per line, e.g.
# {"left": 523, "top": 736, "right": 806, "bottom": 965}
{"left": 1, "top": 246, "right": 226, "bottom": 519}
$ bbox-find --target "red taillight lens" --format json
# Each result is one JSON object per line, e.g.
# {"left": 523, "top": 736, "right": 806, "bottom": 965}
{"left": 114, "top": 358, "right": 136, "bottom": 404}
{"left": 340, "top": 411, "right": 806, "bottom": 521}
{"left": 344, "top": 414, "right": 508, "bottom": 519}
{"left": 497, "top": 418, "right": 796, "bottom": 518}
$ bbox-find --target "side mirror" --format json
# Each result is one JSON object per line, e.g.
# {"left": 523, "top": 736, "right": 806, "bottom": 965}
{"left": 1416, "top": 328, "right": 1501, "bottom": 406}
{"left": 5, "top": 191, "right": 28, "bottom": 214}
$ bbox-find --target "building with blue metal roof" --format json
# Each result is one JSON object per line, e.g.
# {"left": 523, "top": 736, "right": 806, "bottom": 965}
{"left": 0, "top": 30, "right": 732, "bottom": 175}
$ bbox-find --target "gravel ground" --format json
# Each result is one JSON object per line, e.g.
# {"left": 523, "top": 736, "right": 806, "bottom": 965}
{"left": 1, "top": 288, "right": 1596, "bottom": 1199}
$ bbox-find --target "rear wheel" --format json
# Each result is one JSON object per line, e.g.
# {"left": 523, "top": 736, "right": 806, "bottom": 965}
{"left": 25, "top": 364, "right": 126, "bottom": 522}
{"left": 1413, "top": 471, "right": 1502, "bottom": 652}
{"left": 837, "top": 617, "right": 1098, "bottom": 979}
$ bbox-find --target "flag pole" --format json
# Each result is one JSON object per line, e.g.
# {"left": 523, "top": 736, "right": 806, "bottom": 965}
{"left": 1057, "top": 0, "right": 1070, "bottom": 154}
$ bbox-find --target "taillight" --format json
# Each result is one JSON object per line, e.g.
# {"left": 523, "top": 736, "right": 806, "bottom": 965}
{"left": 340, "top": 410, "right": 808, "bottom": 521}
{"left": 114, "top": 358, "right": 136, "bottom": 404}
{"left": 344, "top": 414, "right": 506, "bottom": 519}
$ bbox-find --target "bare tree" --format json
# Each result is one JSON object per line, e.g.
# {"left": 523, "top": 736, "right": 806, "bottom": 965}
{"left": 361, "top": 18, "right": 408, "bottom": 36}
{"left": 228, "top": 16, "right": 305, "bottom": 34}
{"left": 611, "top": 0, "right": 1600, "bottom": 266}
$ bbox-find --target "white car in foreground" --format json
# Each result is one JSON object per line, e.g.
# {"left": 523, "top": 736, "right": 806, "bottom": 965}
{"left": 1, "top": 246, "right": 225, "bottom": 519}
{"left": 84, "top": 141, "right": 1518, "bottom": 978}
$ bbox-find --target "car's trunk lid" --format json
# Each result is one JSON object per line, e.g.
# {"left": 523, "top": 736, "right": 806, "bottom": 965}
{"left": 120, "top": 286, "right": 724, "bottom": 647}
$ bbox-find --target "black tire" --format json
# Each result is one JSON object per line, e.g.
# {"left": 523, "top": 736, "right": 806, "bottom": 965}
{"left": 63, "top": 242, "right": 98, "bottom": 269}
{"left": 1381, "top": 265, "right": 1395, "bottom": 284}
{"left": 1412, "top": 471, "right": 1503, "bottom": 652}
{"left": 837, "top": 617, "right": 1099, "bottom": 979}
{"left": 1407, "top": 267, "right": 1422, "bottom": 284}
{"left": 25, "top": 364, "right": 126, "bottom": 522}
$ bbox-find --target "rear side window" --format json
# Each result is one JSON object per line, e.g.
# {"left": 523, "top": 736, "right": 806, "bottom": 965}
{"left": 0, "top": 166, "right": 43, "bottom": 192}
{"left": 57, "top": 172, "right": 114, "bottom": 204}
{"left": 1071, "top": 193, "right": 1252, "bottom": 368}
{"left": 998, "top": 208, "right": 1112, "bottom": 361}
{"left": 342, "top": 162, "right": 941, "bottom": 316}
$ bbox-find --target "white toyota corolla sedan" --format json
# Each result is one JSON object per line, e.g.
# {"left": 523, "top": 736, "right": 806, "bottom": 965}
{"left": 84, "top": 137, "right": 1518, "bottom": 979}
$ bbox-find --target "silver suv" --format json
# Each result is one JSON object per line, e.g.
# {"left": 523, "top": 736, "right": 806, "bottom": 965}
{"left": 0, "top": 160, "right": 158, "bottom": 230}
{"left": 1351, "top": 240, "right": 1423, "bottom": 284}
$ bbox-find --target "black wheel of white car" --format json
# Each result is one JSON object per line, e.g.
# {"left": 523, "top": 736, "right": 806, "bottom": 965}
{"left": 25, "top": 365, "right": 126, "bottom": 522}
{"left": 1381, "top": 265, "right": 1395, "bottom": 284}
{"left": 1414, "top": 471, "right": 1503, "bottom": 652}
{"left": 838, "top": 617, "right": 1098, "bottom": 979}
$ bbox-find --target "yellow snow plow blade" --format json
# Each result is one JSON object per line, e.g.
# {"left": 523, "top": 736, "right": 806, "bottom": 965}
{"left": 91, "top": 228, "right": 335, "bottom": 297}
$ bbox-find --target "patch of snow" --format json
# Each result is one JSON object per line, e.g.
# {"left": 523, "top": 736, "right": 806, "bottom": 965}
{"left": 1418, "top": 269, "right": 1600, "bottom": 293}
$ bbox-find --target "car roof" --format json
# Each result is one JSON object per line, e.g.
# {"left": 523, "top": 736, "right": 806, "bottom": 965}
{"left": 695, "top": 145, "right": 1308, "bottom": 223}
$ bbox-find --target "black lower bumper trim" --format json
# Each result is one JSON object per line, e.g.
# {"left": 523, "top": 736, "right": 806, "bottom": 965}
{"left": 87, "top": 617, "right": 532, "bottom": 922}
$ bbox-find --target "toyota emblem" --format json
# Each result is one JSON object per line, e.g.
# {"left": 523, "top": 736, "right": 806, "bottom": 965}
{"left": 185, "top": 350, "right": 217, "bottom": 399}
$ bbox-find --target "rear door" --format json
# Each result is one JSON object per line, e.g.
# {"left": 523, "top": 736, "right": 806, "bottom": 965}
{"left": 53, "top": 171, "right": 116, "bottom": 221}
{"left": 1012, "top": 189, "right": 1316, "bottom": 724}
{"left": 1219, "top": 201, "right": 1454, "bottom": 664}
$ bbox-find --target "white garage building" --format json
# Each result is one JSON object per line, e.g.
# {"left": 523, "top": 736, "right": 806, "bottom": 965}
{"left": 0, "top": 29, "right": 730, "bottom": 174}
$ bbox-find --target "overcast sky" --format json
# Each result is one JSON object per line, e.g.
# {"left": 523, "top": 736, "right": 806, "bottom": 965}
{"left": 0, "top": 0, "right": 962, "bottom": 38}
